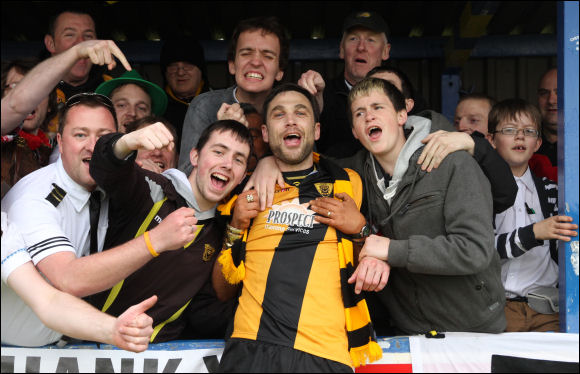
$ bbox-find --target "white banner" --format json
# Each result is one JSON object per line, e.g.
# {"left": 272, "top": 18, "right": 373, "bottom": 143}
{"left": 3, "top": 333, "right": 577, "bottom": 373}
{"left": 1, "top": 338, "right": 411, "bottom": 373}
{"left": 2, "top": 346, "right": 222, "bottom": 373}
{"left": 409, "top": 332, "right": 579, "bottom": 373}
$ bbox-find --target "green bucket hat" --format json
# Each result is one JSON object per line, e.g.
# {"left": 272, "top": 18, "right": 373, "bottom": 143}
{"left": 95, "top": 70, "right": 168, "bottom": 116}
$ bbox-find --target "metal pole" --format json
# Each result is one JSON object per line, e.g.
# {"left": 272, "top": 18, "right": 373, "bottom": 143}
{"left": 557, "top": 0, "right": 579, "bottom": 334}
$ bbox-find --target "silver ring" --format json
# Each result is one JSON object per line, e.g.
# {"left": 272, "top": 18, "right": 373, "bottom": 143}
{"left": 327, "top": 211, "right": 332, "bottom": 217}
{"left": 246, "top": 194, "right": 254, "bottom": 203}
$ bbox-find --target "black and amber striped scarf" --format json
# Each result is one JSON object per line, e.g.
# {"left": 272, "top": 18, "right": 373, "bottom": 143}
{"left": 218, "top": 156, "right": 382, "bottom": 367}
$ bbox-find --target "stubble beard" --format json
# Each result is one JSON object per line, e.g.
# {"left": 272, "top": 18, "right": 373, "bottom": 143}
{"left": 270, "top": 142, "right": 313, "bottom": 167}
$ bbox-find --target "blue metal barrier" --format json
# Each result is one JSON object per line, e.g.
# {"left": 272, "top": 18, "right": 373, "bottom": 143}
{"left": 557, "top": 0, "right": 579, "bottom": 334}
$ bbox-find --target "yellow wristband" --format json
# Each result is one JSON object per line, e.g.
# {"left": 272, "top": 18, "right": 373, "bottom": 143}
{"left": 144, "top": 231, "right": 159, "bottom": 257}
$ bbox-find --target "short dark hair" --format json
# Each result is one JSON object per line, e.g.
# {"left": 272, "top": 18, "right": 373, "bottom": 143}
{"left": 125, "top": 115, "right": 177, "bottom": 140}
{"left": 262, "top": 83, "right": 320, "bottom": 124}
{"left": 348, "top": 77, "right": 406, "bottom": 127}
{"left": 458, "top": 93, "right": 496, "bottom": 109}
{"left": 227, "top": 16, "right": 290, "bottom": 72}
{"left": 59, "top": 93, "right": 118, "bottom": 135}
{"left": 366, "top": 66, "right": 414, "bottom": 100}
{"left": 488, "top": 98, "right": 542, "bottom": 135}
{"left": 48, "top": 9, "right": 95, "bottom": 37}
{"left": 195, "top": 120, "right": 253, "bottom": 157}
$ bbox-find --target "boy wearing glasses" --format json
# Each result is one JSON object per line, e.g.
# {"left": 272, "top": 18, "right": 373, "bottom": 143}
{"left": 487, "top": 98, "right": 577, "bottom": 332}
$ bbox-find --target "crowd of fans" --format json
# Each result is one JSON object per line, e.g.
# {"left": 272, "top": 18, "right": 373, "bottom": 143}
{"left": 1, "top": 7, "right": 577, "bottom": 371}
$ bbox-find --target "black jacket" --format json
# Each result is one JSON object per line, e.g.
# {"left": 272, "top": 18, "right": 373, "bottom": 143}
{"left": 90, "top": 133, "right": 231, "bottom": 342}
{"left": 316, "top": 73, "right": 363, "bottom": 158}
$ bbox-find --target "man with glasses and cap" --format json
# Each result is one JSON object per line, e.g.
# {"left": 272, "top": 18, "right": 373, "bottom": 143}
{"left": 298, "top": 10, "right": 391, "bottom": 158}
{"left": 1, "top": 93, "right": 196, "bottom": 347}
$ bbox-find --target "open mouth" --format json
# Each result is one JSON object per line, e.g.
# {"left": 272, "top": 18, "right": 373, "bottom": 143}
{"left": 25, "top": 110, "right": 36, "bottom": 120}
{"left": 154, "top": 161, "right": 166, "bottom": 170}
{"left": 512, "top": 145, "right": 527, "bottom": 151}
{"left": 367, "top": 126, "right": 382, "bottom": 140}
{"left": 82, "top": 157, "right": 91, "bottom": 166}
{"left": 355, "top": 58, "right": 367, "bottom": 64}
{"left": 283, "top": 133, "right": 302, "bottom": 147}
{"left": 211, "top": 172, "right": 230, "bottom": 189}
{"left": 245, "top": 72, "right": 264, "bottom": 80}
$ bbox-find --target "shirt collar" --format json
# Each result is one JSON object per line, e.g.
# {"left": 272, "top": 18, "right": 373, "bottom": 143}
{"left": 344, "top": 79, "right": 353, "bottom": 91}
{"left": 162, "top": 168, "right": 216, "bottom": 220}
{"left": 515, "top": 167, "right": 535, "bottom": 193}
{"left": 231, "top": 86, "right": 241, "bottom": 104}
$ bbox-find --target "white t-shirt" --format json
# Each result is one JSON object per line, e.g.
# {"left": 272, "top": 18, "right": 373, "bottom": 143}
{"left": 1, "top": 213, "right": 62, "bottom": 346}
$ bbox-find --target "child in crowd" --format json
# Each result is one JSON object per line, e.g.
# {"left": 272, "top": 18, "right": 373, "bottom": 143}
{"left": 487, "top": 98, "right": 577, "bottom": 332}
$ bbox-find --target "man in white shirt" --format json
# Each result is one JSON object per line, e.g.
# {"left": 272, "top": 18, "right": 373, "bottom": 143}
{"left": 1, "top": 93, "right": 198, "bottom": 346}
{"left": 1, "top": 213, "right": 156, "bottom": 350}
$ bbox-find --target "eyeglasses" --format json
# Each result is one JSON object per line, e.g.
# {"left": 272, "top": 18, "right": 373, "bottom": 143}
{"left": 492, "top": 127, "right": 539, "bottom": 137}
{"left": 65, "top": 92, "right": 115, "bottom": 110}
{"left": 166, "top": 64, "right": 196, "bottom": 74}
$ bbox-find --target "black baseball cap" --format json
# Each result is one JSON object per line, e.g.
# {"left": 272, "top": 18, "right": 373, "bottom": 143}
{"left": 343, "top": 11, "right": 390, "bottom": 40}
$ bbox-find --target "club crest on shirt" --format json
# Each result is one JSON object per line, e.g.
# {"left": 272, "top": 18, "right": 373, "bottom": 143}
{"left": 202, "top": 244, "right": 216, "bottom": 262}
{"left": 315, "top": 183, "right": 333, "bottom": 197}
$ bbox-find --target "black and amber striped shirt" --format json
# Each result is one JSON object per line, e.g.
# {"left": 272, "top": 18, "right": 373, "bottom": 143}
{"left": 231, "top": 162, "right": 363, "bottom": 366}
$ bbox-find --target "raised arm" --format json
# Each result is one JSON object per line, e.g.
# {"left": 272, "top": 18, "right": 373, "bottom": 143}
{"left": 1, "top": 40, "right": 131, "bottom": 135}
{"left": 113, "top": 121, "right": 174, "bottom": 159}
